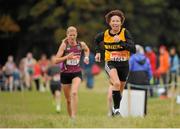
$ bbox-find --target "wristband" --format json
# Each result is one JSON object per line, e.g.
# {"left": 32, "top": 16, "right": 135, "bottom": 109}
{"left": 84, "top": 56, "right": 89, "bottom": 60}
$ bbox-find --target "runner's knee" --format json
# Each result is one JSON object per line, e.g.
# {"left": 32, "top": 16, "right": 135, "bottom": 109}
{"left": 113, "top": 81, "right": 121, "bottom": 88}
{"left": 71, "top": 91, "right": 78, "bottom": 97}
{"left": 66, "top": 98, "right": 71, "bottom": 105}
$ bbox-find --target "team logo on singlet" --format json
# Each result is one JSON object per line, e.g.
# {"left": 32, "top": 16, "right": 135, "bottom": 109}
{"left": 77, "top": 45, "right": 81, "bottom": 50}
{"left": 67, "top": 46, "right": 71, "bottom": 50}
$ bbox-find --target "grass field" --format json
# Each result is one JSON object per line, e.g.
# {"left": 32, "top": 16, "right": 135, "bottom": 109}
{"left": 0, "top": 72, "right": 180, "bottom": 128}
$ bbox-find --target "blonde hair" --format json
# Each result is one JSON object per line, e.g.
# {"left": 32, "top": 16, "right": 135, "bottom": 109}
{"left": 66, "top": 26, "right": 77, "bottom": 34}
{"left": 62, "top": 26, "right": 77, "bottom": 43}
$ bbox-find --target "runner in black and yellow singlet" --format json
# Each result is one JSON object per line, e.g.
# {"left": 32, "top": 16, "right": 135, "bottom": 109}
{"left": 95, "top": 10, "right": 136, "bottom": 116}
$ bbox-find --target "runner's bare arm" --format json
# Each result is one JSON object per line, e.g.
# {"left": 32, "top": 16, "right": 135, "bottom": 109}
{"left": 94, "top": 32, "right": 104, "bottom": 62}
{"left": 81, "top": 41, "right": 90, "bottom": 64}
{"left": 54, "top": 41, "right": 74, "bottom": 64}
{"left": 80, "top": 41, "right": 90, "bottom": 58}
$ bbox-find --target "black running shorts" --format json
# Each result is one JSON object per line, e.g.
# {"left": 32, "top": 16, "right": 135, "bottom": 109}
{"left": 105, "top": 61, "right": 129, "bottom": 81}
{"left": 61, "top": 71, "right": 82, "bottom": 84}
{"left": 50, "top": 81, "right": 61, "bottom": 95}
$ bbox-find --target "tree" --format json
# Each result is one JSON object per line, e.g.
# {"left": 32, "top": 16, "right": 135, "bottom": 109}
{"left": 0, "top": 0, "right": 180, "bottom": 64}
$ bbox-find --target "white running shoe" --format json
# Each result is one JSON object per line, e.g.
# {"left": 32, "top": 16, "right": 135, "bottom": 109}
{"left": 56, "top": 105, "right": 61, "bottom": 113}
{"left": 113, "top": 109, "right": 121, "bottom": 117}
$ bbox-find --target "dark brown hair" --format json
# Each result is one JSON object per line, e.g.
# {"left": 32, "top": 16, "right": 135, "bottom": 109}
{"left": 105, "top": 10, "right": 125, "bottom": 24}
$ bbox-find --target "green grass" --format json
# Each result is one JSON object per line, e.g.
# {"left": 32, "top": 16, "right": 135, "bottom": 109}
{"left": 0, "top": 72, "right": 180, "bottom": 128}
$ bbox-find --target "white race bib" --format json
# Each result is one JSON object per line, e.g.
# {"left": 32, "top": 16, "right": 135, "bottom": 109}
{"left": 66, "top": 55, "right": 80, "bottom": 65}
{"left": 66, "top": 59, "right": 80, "bottom": 65}
{"left": 53, "top": 74, "right": 60, "bottom": 81}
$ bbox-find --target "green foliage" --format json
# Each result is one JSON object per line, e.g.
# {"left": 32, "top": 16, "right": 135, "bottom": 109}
{"left": 42, "top": 15, "right": 58, "bottom": 28}
{"left": 30, "top": 0, "right": 56, "bottom": 17}
{"left": 0, "top": 0, "right": 180, "bottom": 56}
{"left": 52, "top": 7, "right": 65, "bottom": 17}
{"left": 54, "top": 27, "right": 66, "bottom": 43}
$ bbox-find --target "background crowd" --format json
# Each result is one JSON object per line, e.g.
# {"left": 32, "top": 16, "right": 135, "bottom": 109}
{"left": 0, "top": 45, "right": 179, "bottom": 99}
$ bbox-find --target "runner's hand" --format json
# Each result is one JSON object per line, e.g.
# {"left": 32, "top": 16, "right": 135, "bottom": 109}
{"left": 95, "top": 53, "right": 101, "bottom": 62}
{"left": 66, "top": 52, "right": 74, "bottom": 60}
{"left": 114, "top": 35, "right": 120, "bottom": 42}
{"left": 84, "top": 56, "right": 89, "bottom": 64}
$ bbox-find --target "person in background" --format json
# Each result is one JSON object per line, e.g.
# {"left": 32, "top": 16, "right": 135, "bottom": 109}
{"left": 13, "top": 64, "right": 22, "bottom": 91}
{"left": 24, "top": 52, "right": 36, "bottom": 90}
{"left": 48, "top": 55, "right": 61, "bottom": 113}
{"left": 39, "top": 54, "right": 50, "bottom": 91}
{"left": 4, "top": 55, "right": 15, "bottom": 91}
{"left": 33, "top": 61, "right": 42, "bottom": 91}
{"left": 145, "top": 46, "right": 157, "bottom": 84}
{"left": 156, "top": 45, "right": 170, "bottom": 98}
{"left": 0, "top": 65, "right": 6, "bottom": 91}
{"left": 81, "top": 52, "right": 95, "bottom": 89}
{"left": 19, "top": 58, "right": 26, "bottom": 90}
{"left": 169, "top": 47, "right": 179, "bottom": 88}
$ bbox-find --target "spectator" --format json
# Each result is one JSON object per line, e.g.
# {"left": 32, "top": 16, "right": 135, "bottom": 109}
{"left": 0, "top": 65, "right": 6, "bottom": 91}
{"left": 169, "top": 47, "right": 179, "bottom": 88}
{"left": 82, "top": 52, "right": 95, "bottom": 89}
{"left": 145, "top": 46, "right": 157, "bottom": 84}
{"left": 19, "top": 58, "right": 26, "bottom": 90}
{"left": 13, "top": 64, "right": 22, "bottom": 91}
{"left": 128, "top": 45, "right": 152, "bottom": 86}
{"left": 33, "top": 61, "right": 41, "bottom": 91}
{"left": 156, "top": 45, "right": 170, "bottom": 98}
{"left": 39, "top": 54, "right": 50, "bottom": 91}
{"left": 24, "top": 52, "right": 36, "bottom": 90}
{"left": 4, "top": 55, "right": 15, "bottom": 91}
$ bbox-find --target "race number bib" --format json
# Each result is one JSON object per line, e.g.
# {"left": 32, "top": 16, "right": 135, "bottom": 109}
{"left": 66, "top": 59, "right": 80, "bottom": 65}
{"left": 53, "top": 74, "right": 60, "bottom": 81}
{"left": 66, "top": 55, "right": 80, "bottom": 66}
{"left": 110, "top": 51, "right": 129, "bottom": 61}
